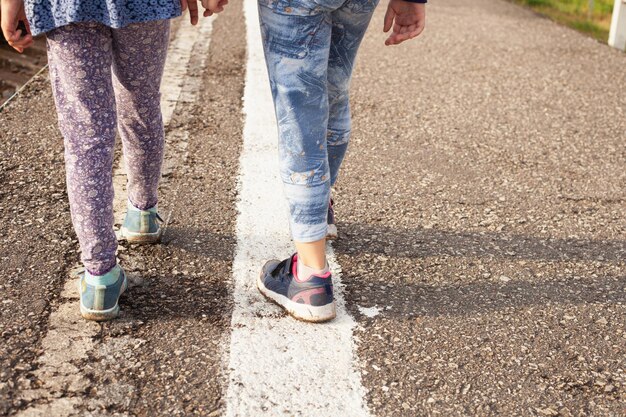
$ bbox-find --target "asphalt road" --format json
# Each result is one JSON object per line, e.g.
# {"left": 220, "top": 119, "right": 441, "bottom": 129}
{"left": 0, "top": 37, "right": 47, "bottom": 104}
{"left": 0, "top": 0, "right": 624, "bottom": 415}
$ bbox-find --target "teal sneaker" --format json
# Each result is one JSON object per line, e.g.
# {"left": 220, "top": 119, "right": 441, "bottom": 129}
{"left": 77, "top": 265, "right": 128, "bottom": 321}
{"left": 120, "top": 201, "right": 163, "bottom": 244}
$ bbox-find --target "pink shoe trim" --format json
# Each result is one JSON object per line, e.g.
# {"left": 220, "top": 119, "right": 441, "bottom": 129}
{"left": 292, "top": 254, "right": 331, "bottom": 282}
{"left": 291, "top": 287, "right": 327, "bottom": 304}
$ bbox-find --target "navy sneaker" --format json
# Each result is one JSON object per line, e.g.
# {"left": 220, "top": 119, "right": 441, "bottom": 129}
{"left": 257, "top": 254, "right": 336, "bottom": 322}
{"left": 326, "top": 198, "right": 338, "bottom": 240}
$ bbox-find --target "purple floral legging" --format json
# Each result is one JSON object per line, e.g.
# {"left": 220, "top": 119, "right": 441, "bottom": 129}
{"left": 46, "top": 20, "right": 170, "bottom": 275}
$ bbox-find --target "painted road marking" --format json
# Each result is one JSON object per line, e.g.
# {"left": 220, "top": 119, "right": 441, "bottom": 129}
{"left": 16, "top": 15, "right": 216, "bottom": 416}
{"left": 224, "top": 0, "right": 370, "bottom": 415}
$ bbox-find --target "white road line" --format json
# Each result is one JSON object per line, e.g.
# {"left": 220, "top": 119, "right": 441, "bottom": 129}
{"left": 224, "top": 1, "right": 370, "bottom": 415}
{"left": 16, "top": 16, "right": 215, "bottom": 416}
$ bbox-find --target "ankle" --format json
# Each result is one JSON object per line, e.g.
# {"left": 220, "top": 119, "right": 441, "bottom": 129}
{"left": 85, "top": 264, "right": 121, "bottom": 286}
{"left": 293, "top": 238, "right": 327, "bottom": 269}
{"left": 296, "top": 259, "right": 329, "bottom": 281}
{"left": 296, "top": 252, "right": 326, "bottom": 270}
{"left": 128, "top": 199, "right": 157, "bottom": 212}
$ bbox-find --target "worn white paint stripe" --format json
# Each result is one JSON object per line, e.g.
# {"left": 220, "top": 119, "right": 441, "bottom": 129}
{"left": 224, "top": 1, "right": 370, "bottom": 415}
{"left": 160, "top": 18, "right": 214, "bottom": 125}
{"left": 16, "top": 16, "right": 215, "bottom": 417}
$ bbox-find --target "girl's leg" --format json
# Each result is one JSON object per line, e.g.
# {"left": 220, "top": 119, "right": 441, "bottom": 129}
{"left": 258, "top": 1, "right": 334, "bottom": 267}
{"left": 47, "top": 23, "right": 118, "bottom": 276}
{"left": 111, "top": 20, "right": 170, "bottom": 211}
{"left": 327, "top": 0, "right": 378, "bottom": 186}
{"left": 258, "top": 0, "right": 351, "bottom": 321}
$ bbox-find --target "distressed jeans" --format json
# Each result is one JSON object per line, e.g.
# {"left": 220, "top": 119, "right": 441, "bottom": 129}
{"left": 259, "top": 0, "right": 378, "bottom": 242}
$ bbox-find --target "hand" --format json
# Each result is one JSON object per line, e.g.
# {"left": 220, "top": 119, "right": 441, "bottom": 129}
{"left": 201, "top": 0, "right": 229, "bottom": 16}
{"left": 1, "top": 0, "right": 33, "bottom": 53}
{"left": 181, "top": 0, "right": 200, "bottom": 25}
{"left": 383, "top": 0, "right": 425, "bottom": 46}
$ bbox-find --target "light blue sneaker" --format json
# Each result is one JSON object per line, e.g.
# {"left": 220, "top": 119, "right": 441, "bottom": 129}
{"left": 120, "top": 201, "right": 163, "bottom": 244}
{"left": 77, "top": 265, "right": 128, "bottom": 321}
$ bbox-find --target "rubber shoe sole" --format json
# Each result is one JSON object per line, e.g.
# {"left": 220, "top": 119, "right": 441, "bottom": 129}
{"left": 77, "top": 274, "right": 128, "bottom": 321}
{"left": 256, "top": 273, "right": 336, "bottom": 323}
{"left": 120, "top": 227, "right": 162, "bottom": 244}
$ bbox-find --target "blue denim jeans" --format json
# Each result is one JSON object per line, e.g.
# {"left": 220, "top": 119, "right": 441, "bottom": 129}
{"left": 259, "top": 0, "right": 378, "bottom": 242}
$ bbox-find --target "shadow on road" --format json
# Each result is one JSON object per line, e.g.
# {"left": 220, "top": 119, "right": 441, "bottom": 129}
{"left": 346, "top": 272, "right": 625, "bottom": 319}
{"left": 334, "top": 222, "right": 625, "bottom": 318}
{"left": 160, "top": 225, "right": 236, "bottom": 259}
{"left": 115, "top": 225, "right": 235, "bottom": 322}
{"left": 336, "top": 223, "right": 626, "bottom": 262}
{"left": 134, "top": 223, "right": 625, "bottom": 320}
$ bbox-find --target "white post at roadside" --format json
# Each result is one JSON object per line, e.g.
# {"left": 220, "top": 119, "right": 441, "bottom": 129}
{"left": 609, "top": 0, "right": 626, "bottom": 50}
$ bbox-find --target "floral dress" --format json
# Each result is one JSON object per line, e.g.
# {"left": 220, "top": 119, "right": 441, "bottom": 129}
{"left": 25, "top": 0, "right": 181, "bottom": 35}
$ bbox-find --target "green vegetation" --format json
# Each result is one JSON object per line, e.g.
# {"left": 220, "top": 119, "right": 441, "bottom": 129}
{"left": 512, "top": 0, "right": 614, "bottom": 41}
